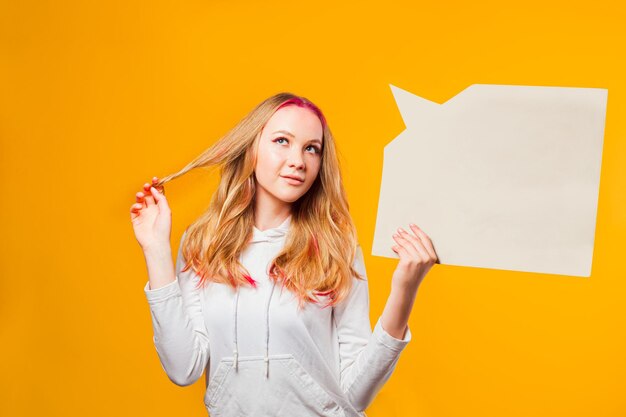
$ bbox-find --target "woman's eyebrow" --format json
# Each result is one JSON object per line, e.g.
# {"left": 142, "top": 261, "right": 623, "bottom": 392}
{"left": 272, "top": 130, "right": 322, "bottom": 145}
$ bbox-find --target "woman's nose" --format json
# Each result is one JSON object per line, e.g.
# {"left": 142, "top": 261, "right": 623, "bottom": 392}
{"left": 287, "top": 152, "right": 305, "bottom": 169}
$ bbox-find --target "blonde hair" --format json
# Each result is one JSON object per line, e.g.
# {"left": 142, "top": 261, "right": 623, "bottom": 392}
{"left": 155, "top": 92, "right": 363, "bottom": 310}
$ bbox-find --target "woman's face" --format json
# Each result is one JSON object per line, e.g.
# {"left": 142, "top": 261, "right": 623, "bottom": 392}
{"left": 254, "top": 105, "right": 324, "bottom": 208}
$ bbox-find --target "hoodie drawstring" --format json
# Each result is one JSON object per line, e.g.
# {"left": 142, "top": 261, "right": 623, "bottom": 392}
{"left": 232, "top": 285, "right": 240, "bottom": 370}
{"left": 264, "top": 279, "right": 277, "bottom": 378}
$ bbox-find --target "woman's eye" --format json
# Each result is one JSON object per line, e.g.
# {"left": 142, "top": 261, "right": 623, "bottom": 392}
{"left": 306, "top": 145, "right": 321, "bottom": 154}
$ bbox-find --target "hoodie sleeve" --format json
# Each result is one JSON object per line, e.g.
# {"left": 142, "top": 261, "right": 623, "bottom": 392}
{"left": 332, "top": 244, "right": 412, "bottom": 412}
{"left": 143, "top": 230, "right": 211, "bottom": 386}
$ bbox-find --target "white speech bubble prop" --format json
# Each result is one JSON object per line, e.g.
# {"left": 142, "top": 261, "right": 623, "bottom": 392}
{"left": 372, "top": 84, "right": 608, "bottom": 277}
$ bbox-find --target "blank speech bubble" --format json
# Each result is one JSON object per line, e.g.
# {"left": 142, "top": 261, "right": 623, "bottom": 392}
{"left": 372, "top": 84, "right": 608, "bottom": 277}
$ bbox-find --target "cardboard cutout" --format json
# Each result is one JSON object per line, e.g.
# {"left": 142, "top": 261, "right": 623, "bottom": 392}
{"left": 372, "top": 84, "right": 608, "bottom": 277}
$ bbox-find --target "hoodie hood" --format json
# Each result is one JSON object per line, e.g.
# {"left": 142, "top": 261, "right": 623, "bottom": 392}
{"left": 250, "top": 214, "right": 292, "bottom": 243}
{"left": 233, "top": 214, "right": 292, "bottom": 377}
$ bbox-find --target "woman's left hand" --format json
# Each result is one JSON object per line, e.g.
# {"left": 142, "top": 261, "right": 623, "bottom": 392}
{"left": 391, "top": 224, "right": 439, "bottom": 290}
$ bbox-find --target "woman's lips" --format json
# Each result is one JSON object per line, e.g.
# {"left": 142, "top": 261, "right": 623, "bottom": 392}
{"left": 281, "top": 175, "right": 304, "bottom": 185}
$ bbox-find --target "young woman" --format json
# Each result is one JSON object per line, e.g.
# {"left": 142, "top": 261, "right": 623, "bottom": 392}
{"left": 130, "top": 92, "right": 439, "bottom": 416}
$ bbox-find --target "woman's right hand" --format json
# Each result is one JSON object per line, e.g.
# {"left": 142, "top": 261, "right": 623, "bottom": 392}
{"left": 130, "top": 176, "right": 172, "bottom": 252}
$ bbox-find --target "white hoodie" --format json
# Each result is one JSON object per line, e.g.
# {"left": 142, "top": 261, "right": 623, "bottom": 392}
{"left": 143, "top": 214, "right": 412, "bottom": 416}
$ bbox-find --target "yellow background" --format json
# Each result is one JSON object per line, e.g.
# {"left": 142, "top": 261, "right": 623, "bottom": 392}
{"left": 1, "top": 0, "right": 625, "bottom": 416}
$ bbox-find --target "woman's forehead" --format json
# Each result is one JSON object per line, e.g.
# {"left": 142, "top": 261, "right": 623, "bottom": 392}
{"left": 264, "top": 106, "right": 323, "bottom": 141}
